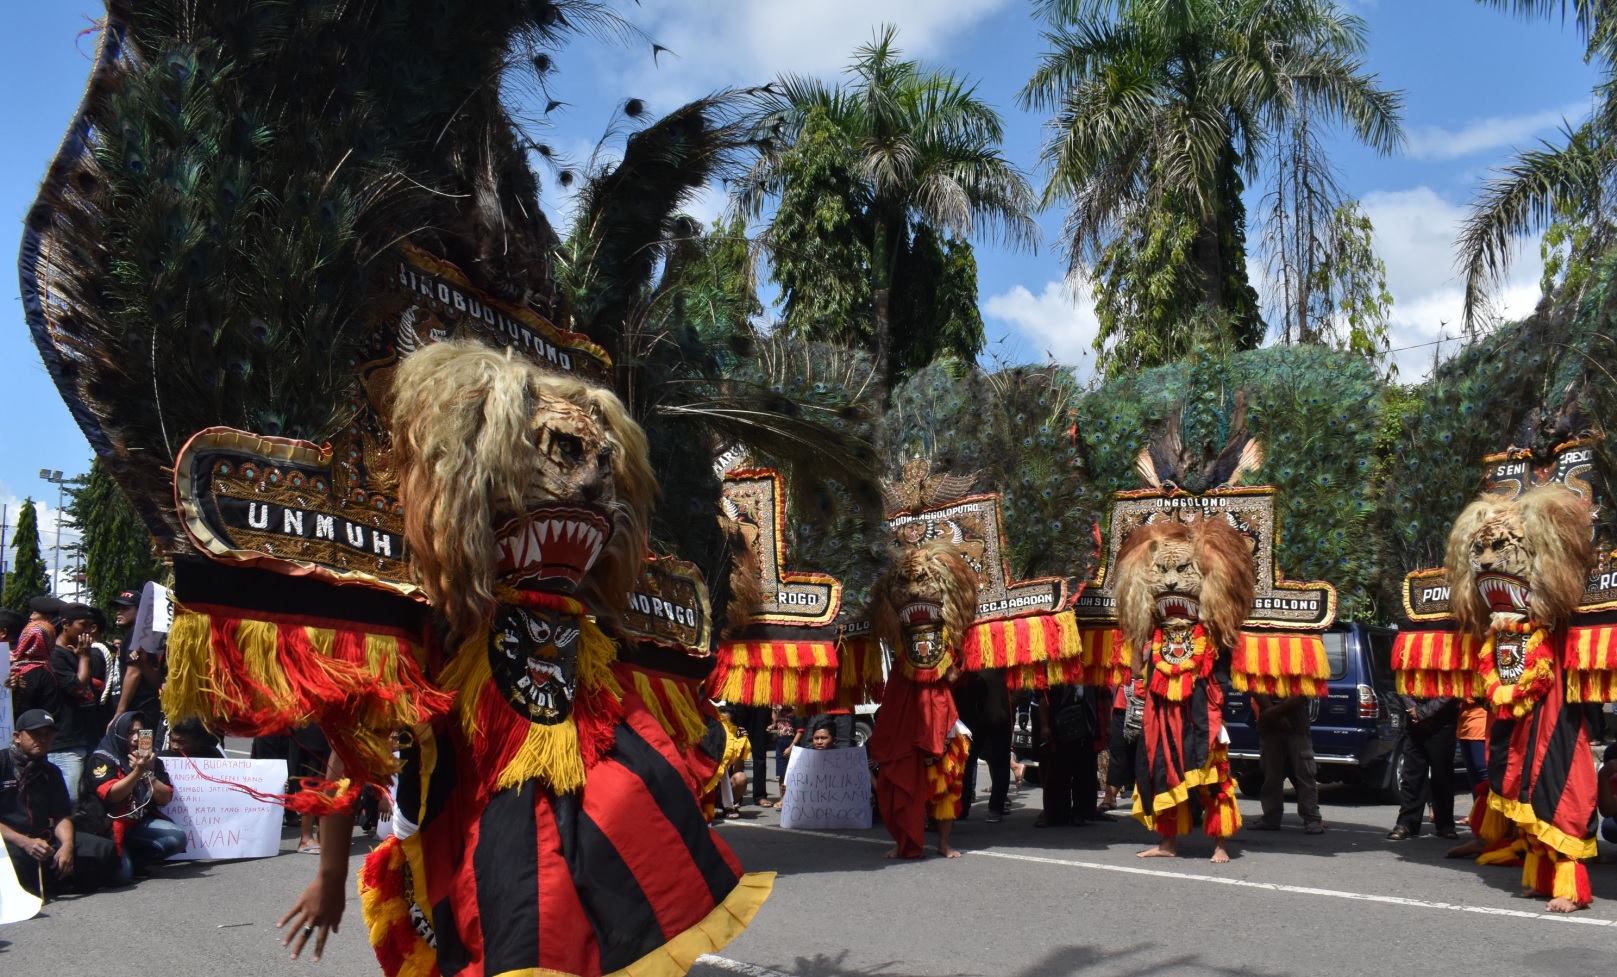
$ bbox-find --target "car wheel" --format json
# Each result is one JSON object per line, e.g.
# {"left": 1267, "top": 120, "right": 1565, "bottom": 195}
{"left": 852, "top": 721, "right": 873, "bottom": 749}
{"left": 1376, "top": 749, "right": 1406, "bottom": 806}
{"left": 1234, "top": 767, "right": 1264, "bottom": 800}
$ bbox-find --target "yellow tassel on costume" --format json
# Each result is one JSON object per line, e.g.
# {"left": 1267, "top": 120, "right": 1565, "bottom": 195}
{"left": 660, "top": 678, "right": 709, "bottom": 745}
{"left": 161, "top": 610, "right": 214, "bottom": 720}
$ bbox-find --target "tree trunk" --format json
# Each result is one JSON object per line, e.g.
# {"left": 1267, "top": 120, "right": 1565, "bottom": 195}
{"left": 1192, "top": 215, "right": 1225, "bottom": 312}
{"left": 870, "top": 219, "right": 893, "bottom": 394}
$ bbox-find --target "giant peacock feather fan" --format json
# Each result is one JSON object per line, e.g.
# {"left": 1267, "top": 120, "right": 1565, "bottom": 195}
{"left": 21, "top": 0, "right": 610, "bottom": 548}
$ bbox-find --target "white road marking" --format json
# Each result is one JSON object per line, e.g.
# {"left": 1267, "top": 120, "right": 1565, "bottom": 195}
{"left": 726, "top": 821, "right": 1615, "bottom": 927}
{"left": 696, "top": 954, "right": 796, "bottom": 977}
{"left": 223, "top": 748, "right": 252, "bottom": 757}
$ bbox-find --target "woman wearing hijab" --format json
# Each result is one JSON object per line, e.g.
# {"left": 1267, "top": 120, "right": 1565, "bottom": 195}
{"left": 87, "top": 712, "right": 186, "bottom": 884}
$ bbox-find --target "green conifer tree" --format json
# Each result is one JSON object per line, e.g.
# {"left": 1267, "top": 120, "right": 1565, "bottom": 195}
{"left": 66, "top": 460, "right": 165, "bottom": 609}
{"left": 4, "top": 498, "right": 51, "bottom": 610}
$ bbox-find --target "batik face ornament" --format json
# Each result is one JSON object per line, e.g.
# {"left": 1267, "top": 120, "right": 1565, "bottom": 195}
{"left": 898, "top": 601, "right": 948, "bottom": 671}
{"left": 1156, "top": 624, "right": 1198, "bottom": 666}
{"left": 491, "top": 605, "right": 583, "bottom": 725}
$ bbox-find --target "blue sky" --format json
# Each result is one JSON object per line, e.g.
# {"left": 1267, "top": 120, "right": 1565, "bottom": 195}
{"left": 0, "top": 0, "right": 1599, "bottom": 583}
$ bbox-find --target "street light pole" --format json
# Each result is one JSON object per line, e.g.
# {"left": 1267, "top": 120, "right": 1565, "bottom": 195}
{"left": 38, "top": 469, "right": 84, "bottom": 596}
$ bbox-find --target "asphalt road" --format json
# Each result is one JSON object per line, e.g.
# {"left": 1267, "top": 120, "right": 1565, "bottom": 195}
{"left": 4, "top": 770, "right": 1615, "bottom": 977}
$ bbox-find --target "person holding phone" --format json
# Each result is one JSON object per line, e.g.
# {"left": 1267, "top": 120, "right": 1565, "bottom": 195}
{"left": 87, "top": 712, "right": 186, "bottom": 885}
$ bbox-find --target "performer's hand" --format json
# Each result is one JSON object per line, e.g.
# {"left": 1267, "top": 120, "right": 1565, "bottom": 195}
{"left": 278, "top": 868, "right": 347, "bottom": 962}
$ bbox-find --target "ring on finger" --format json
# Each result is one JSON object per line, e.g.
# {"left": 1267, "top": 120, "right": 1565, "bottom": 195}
{"left": 303, "top": 925, "right": 315, "bottom": 936}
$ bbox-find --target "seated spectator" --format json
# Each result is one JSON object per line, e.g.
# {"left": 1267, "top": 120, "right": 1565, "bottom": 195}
{"left": 88, "top": 712, "right": 187, "bottom": 884}
{"left": 1, "top": 709, "right": 116, "bottom": 896}
{"left": 161, "top": 717, "right": 226, "bottom": 759}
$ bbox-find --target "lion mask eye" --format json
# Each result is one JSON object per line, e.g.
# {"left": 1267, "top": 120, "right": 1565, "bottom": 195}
{"left": 545, "top": 431, "right": 584, "bottom": 465}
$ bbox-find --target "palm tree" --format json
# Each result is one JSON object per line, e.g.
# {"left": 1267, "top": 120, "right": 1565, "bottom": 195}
{"left": 1459, "top": 1, "right": 1617, "bottom": 329}
{"left": 1021, "top": 0, "right": 1402, "bottom": 372}
{"left": 735, "top": 26, "right": 1038, "bottom": 390}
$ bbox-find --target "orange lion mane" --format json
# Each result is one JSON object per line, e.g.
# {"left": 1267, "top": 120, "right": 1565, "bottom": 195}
{"left": 869, "top": 541, "right": 980, "bottom": 654}
{"left": 1114, "top": 516, "right": 1255, "bottom": 657}
{"left": 389, "top": 340, "right": 655, "bottom": 641}
{"left": 1444, "top": 483, "right": 1595, "bottom": 637}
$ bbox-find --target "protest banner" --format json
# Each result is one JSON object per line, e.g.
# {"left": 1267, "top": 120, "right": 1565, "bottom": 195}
{"left": 159, "top": 758, "right": 287, "bottom": 860}
{"left": 779, "top": 746, "right": 873, "bottom": 830}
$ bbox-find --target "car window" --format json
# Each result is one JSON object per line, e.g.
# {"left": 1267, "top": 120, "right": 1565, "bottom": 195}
{"left": 1367, "top": 630, "right": 1394, "bottom": 682}
{"left": 1324, "top": 632, "right": 1349, "bottom": 681}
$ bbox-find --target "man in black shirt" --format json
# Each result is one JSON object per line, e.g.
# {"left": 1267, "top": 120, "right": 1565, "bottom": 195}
{"left": 2, "top": 710, "right": 115, "bottom": 896}
{"left": 113, "top": 587, "right": 166, "bottom": 739}
{"left": 46, "top": 603, "right": 101, "bottom": 802}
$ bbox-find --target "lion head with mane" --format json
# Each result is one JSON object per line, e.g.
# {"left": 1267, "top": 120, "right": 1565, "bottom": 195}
{"left": 1114, "top": 517, "right": 1255, "bottom": 670}
{"left": 390, "top": 340, "right": 655, "bottom": 641}
{"left": 1444, "top": 483, "right": 1594, "bottom": 637}
{"left": 869, "top": 541, "right": 979, "bottom": 675}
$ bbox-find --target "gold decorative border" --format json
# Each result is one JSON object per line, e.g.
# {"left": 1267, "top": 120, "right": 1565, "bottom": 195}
{"left": 175, "top": 427, "right": 422, "bottom": 597}
{"left": 723, "top": 468, "right": 842, "bottom": 627}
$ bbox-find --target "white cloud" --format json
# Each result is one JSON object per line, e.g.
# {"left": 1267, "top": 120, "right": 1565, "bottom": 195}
{"left": 982, "top": 280, "right": 1100, "bottom": 380}
{"left": 1403, "top": 100, "right": 1586, "bottom": 161}
{"left": 0, "top": 489, "right": 85, "bottom": 599}
{"left": 1359, "top": 186, "right": 1544, "bottom": 377}
{"left": 598, "top": 0, "right": 1014, "bottom": 110}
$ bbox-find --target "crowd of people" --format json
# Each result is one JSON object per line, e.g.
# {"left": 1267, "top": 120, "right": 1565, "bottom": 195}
{"left": 2, "top": 589, "right": 222, "bottom": 898}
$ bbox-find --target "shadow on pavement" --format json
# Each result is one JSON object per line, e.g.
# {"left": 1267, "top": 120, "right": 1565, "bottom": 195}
{"left": 720, "top": 942, "right": 1308, "bottom": 977}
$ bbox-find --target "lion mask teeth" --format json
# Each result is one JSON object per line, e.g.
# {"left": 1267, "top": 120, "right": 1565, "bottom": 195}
{"left": 494, "top": 503, "right": 612, "bottom": 592}
{"left": 1476, "top": 572, "right": 1531, "bottom": 614}
{"left": 899, "top": 602, "right": 943, "bottom": 628}
{"left": 1155, "top": 594, "right": 1201, "bottom": 621}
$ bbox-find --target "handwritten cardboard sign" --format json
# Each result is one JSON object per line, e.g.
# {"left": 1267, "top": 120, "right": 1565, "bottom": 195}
{"left": 779, "top": 746, "right": 872, "bottom": 830}
{"left": 159, "top": 758, "right": 286, "bottom": 860}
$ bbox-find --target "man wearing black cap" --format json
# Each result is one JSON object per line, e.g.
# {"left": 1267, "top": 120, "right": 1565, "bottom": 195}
{"left": 112, "top": 587, "right": 165, "bottom": 738}
{"left": 46, "top": 603, "right": 101, "bottom": 802}
{"left": 2, "top": 709, "right": 116, "bottom": 895}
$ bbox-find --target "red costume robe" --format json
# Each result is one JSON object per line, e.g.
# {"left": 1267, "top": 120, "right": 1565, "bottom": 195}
{"left": 867, "top": 668, "right": 967, "bottom": 858}
{"left": 1477, "top": 626, "right": 1601, "bottom": 904}
{"left": 1132, "top": 627, "right": 1242, "bottom": 839}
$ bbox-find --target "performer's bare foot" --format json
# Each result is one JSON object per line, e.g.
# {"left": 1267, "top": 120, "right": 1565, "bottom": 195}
{"left": 936, "top": 819, "right": 960, "bottom": 859}
{"left": 1138, "top": 838, "right": 1178, "bottom": 858}
{"left": 1445, "top": 838, "right": 1485, "bottom": 859}
{"left": 937, "top": 845, "right": 962, "bottom": 858}
{"left": 883, "top": 846, "right": 901, "bottom": 859}
{"left": 1545, "top": 897, "right": 1587, "bottom": 914}
{"left": 1210, "top": 840, "right": 1231, "bottom": 864}
{"left": 1516, "top": 887, "right": 1539, "bottom": 898}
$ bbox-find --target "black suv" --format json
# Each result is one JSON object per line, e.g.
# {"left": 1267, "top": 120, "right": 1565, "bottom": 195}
{"left": 1224, "top": 623, "right": 1406, "bottom": 802}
